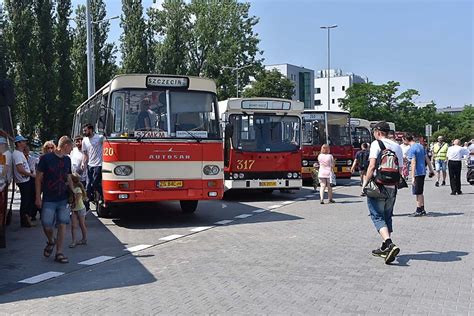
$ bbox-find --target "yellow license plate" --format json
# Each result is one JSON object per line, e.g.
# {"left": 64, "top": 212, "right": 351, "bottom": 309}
{"left": 157, "top": 180, "right": 183, "bottom": 188}
{"left": 259, "top": 181, "right": 277, "bottom": 187}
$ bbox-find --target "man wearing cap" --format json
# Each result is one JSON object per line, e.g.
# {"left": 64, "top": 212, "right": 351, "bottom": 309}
{"left": 432, "top": 136, "right": 448, "bottom": 187}
{"left": 12, "top": 135, "right": 35, "bottom": 227}
{"left": 362, "top": 121, "right": 403, "bottom": 264}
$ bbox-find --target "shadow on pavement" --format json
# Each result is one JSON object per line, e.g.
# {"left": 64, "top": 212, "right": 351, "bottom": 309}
{"left": 393, "top": 212, "right": 464, "bottom": 217}
{"left": 395, "top": 250, "right": 469, "bottom": 266}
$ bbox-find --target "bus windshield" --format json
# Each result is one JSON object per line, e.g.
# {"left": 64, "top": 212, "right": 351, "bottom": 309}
{"left": 110, "top": 89, "right": 219, "bottom": 139}
{"left": 352, "top": 127, "right": 372, "bottom": 147}
{"left": 229, "top": 114, "right": 300, "bottom": 153}
{"left": 302, "top": 113, "right": 351, "bottom": 146}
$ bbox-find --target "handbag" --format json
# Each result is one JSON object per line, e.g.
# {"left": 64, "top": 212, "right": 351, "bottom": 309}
{"left": 363, "top": 178, "right": 388, "bottom": 198}
{"left": 398, "top": 176, "right": 408, "bottom": 189}
{"left": 330, "top": 171, "right": 336, "bottom": 187}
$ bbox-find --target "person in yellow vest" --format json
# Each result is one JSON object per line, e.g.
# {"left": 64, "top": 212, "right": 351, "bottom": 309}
{"left": 432, "top": 136, "right": 448, "bottom": 186}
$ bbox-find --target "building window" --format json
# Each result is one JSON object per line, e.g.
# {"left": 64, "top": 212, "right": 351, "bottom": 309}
{"left": 342, "top": 86, "right": 345, "bottom": 91}
{"left": 316, "top": 88, "right": 321, "bottom": 94}
{"left": 331, "top": 86, "right": 335, "bottom": 92}
{"left": 332, "top": 99, "right": 335, "bottom": 104}
{"left": 314, "top": 100, "right": 321, "bottom": 106}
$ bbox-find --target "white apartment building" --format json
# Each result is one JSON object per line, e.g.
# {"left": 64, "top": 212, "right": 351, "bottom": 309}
{"left": 265, "top": 64, "right": 315, "bottom": 109}
{"left": 314, "top": 69, "right": 368, "bottom": 111}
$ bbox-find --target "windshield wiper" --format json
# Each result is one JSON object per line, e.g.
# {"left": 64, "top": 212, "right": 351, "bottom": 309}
{"left": 176, "top": 127, "right": 202, "bottom": 143}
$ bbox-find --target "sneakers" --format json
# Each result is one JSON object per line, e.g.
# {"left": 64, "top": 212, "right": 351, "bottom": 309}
{"left": 385, "top": 243, "right": 400, "bottom": 264}
{"left": 410, "top": 208, "right": 426, "bottom": 217}
{"left": 372, "top": 245, "right": 390, "bottom": 258}
{"left": 435, "top": 181, "right": 439, "bottom": 187}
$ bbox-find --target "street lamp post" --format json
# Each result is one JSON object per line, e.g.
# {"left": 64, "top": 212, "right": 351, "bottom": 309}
{"left": 223, "top": 64, "right": 252, "bottom": 98}
{"left": 320, "top": 24, "right": 338, "bottom": 145}
{"left": 436, "top": 120, "right": 440, "bottom": 132}
{"left": 85, "top": 0, "right": 118, "bottom": 97}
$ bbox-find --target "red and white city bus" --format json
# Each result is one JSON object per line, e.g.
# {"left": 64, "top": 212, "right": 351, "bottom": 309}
{"left": 218, "top": 98, "right": 303, "bottom": 192}
{"left": 301, "top": 110, "right": 353, "bottom": 182}
{"left": 72, "top": 74, "right": 224, "bottom": 217}
{"left": 350, "top": 118, "right": 373, "bottom": 159}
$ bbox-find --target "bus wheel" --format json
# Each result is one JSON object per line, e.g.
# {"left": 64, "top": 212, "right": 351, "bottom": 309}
{"left": 96, "top": 202, "right": 112, "bottom": 218}
{"left": 180, "top": 200, "right": 198, "bottom": 213}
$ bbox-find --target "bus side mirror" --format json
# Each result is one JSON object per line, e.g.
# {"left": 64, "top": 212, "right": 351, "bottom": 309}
{"left": 224, "top": 124, "right": 233, "bottom": 140}
{"left": 0, "top": 79, "right": 15, "bottom": 108}
{"left": 97, "top": 108, "right": 107, "bottom": 133}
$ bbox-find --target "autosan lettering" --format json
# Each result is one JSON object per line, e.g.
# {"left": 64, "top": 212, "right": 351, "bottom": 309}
{"left": 148, "top": 154, "right": 191, "bottom": 160}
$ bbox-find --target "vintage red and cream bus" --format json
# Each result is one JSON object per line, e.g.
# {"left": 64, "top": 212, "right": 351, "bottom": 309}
{"left": 301, "top": 110, "right": 353, "bottom": 182}
{"left": 72, "top": 74, "right": 223, "bottom": 217}
{"left": 350, "top": 118, "right": 373, "bottom": 159}
{"left": 218, "top": 98, "right": 303, "bottom": 192}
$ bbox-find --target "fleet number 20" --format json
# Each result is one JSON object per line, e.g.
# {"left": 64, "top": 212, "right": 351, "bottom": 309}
{"left": 103, "top": 147, "right": 114, "bottom": 156}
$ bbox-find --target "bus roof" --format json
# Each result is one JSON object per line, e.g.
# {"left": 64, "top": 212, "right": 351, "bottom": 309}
{"left": 75, "top": 74, "right": 216, "bottom": 113}
{"left": 218, "top": 97, "right": 304, "bottom": 115}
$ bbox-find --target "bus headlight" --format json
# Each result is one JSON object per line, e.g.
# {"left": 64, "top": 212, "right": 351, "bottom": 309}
{"left": 287, "top": 172, "right": 293, "bottom": 178}
{"left": 293, "top": 172, "right": 298, "bottom": 178}
{"left": 203, "top": 165, "right": 220, "bottom": 175}
{"left": 239, "top": 173, "right": 245, "bottom": 179}
{"left": 347, "top": 160, "right": 353, "bottom": 166}
{"left": 233, "top": 173, "right": 239, "bottom": 179}
{"left": 114, "top": 165, "right": 133, "bottom": 176}
{"left": 302, "top": 160, "right": 308, "bottom": 167}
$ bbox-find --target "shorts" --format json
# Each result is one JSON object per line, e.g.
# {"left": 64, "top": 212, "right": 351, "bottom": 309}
{"left": 367, "top": 187, "right": 397, "bottom": 233}
{"left": 435, "top": 160, "right": 447, "bottom": 172}
{"left": 41, "top": 199, "right": 70, "bottom": 228}
{"left": 72, "top": 208, "right": 87, "bottom": 217}
{"left": 412, "top": 175, "right": 426, "bottom": 195}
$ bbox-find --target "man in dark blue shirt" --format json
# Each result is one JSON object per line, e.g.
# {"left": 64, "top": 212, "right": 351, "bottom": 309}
{"left": 407, "top": 135, "right": 435, "bottom": 217}
{"left": 36, "top": 136, "right": 75, "bottom": 263}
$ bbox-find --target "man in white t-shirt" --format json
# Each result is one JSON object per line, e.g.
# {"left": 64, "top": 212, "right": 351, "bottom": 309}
{"left": 400, "top": 136, "right": 411, "bottom": 180}
{"left": 362, "top": 122, "right": 403, "bottom": 265}
{"left": 81, "top": 124, "right": 104, "bottom": 201}
{"left": 12, "top": 135, "right": 35, "bottom": 227}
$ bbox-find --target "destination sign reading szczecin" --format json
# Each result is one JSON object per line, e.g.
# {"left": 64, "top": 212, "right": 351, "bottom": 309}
{"left": 303, "top": 113, "right": 325, "bottom": 121}
{"left": 146, "top": 76, "right": 189, "bottom": 88}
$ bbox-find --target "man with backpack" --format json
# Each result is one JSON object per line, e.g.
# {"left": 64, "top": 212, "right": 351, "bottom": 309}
{"left": 351, "top": 142, "right": 370, "bottom": 193}
{"left": 407, "top": 135, "right": 435, "bottom": 216}
{"left": 362, "top": 122, "right": 403, "bottom": 264}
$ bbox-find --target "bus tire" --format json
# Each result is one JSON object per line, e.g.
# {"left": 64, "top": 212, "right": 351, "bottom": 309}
{"left": 96, "top": 202, "right": 112, "bottom": 218}
{"left": 180, "top": 200, "right": 198, "bottom": 213}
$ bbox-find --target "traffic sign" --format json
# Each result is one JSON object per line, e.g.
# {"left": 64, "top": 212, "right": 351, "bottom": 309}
{"left": 425, "top": 124, "right": 432, "bottom": 137}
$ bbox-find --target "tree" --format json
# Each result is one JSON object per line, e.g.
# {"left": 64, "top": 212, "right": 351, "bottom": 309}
{"left": 91, "top": 0, "right": 118, "bottom": 88}
{"left": 55, "top": 0, "right": 74, "bottom": 137}
{"left": 148, "top": 0, "right": 189, "bottom": 75}
{"left": 71, "top": 5, "right": 88, "bottom": 108}
{"left": 120, "top": 0, "right": 149, "bottom": 73}
{"left": 242, "top": 69, "right": 294, "bottom": 99}
{"left": 186, "top": 0, "right": 263, "bottom": 100}
{"left": 4, "top": 0, "right": 40, "bottom": 137}
{"left": 34, "top": 0, "right": 57, "bottom": 140}
{"left": 0, "top": 4, "right": 9, "bottom": 79}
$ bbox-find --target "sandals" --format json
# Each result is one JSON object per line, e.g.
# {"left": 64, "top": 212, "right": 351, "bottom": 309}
{"left": 43, "top": 241, "right": 55, "bottom": 257}
{"left": 54, "top": 253, "right": 69, "bottom": 264}
{"left": 68, "top": 242, "right": 76, "bottom": 248}
{"left": 76, "top": 239, "right": 87, "bottom": 246}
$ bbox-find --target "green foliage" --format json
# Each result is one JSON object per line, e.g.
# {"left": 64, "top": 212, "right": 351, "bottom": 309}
{"left": 55, "top": 0, "right": 74, "bottom": 137}
{"left": 120, "top": 0, "right": 149, "bottom": 73}
{"left": 242, "top": 69, "right": 295, "bottom": 99}
{"left": 0, "top": 4, "right": 8, "bottom": 79}
{"left": 71, "top": 5, "right": 88, "bottom": 109}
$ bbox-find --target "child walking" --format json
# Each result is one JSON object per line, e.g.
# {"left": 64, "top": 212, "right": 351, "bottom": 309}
{"left": 69, "top": 173, "right": 88, "bottom": 248}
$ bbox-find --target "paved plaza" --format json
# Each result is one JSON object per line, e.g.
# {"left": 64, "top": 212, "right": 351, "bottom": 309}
{"left": 0, "top": 176, "right": 472, "bottom": 314}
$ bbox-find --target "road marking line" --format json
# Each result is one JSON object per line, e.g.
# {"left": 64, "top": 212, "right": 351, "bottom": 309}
{"left": 19, "top": 271, "right": 64, "bottom": 284}
{"left": 190, "top": 226, "right": 214, "bottom": 232}
{"left": 282, "top": 201, "right": 294, "bottom": 205}
{"left": 214, "top": 220, "right": 234, "bottom": 225}
{"left": 295, "top": 198, "right": 306, "bottom": 201}
{"left": 268, "top": 204, "right": 282, "bottom": 209}
{"left": 124, "top": 244, "right": 152, "bottom": 252}
{"left": 234, "top": 214, "right": 253, "bottom": 219}
{"left": 78, "top": 256, "right": 115, "bottom": 266}
{"left": 159, "top": 234, "right": 184, "bottom": 241}
{"left": 253, "top": 209, "right": 267, "bottom": 213}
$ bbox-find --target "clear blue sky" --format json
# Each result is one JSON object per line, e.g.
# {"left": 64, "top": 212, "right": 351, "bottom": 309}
{"left": 71, "top": 0, "right": 473, "bottom": 107}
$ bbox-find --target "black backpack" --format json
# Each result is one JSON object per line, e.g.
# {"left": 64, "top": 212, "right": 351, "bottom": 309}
{"left": 375, "top": 140, "right": 400, "bottom": 185}
{"left": 359, "top": 150, "right": 370, "bottom": 170}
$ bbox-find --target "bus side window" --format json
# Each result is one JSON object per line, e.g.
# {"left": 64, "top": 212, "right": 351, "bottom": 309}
{"left": 112, "top": 93, "right": 124, "bottom": 133}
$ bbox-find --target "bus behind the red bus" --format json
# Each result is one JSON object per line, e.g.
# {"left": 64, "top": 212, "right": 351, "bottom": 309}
{"left": 219, "top": 98, "right": 303, "bottom": 192}
{"left": 72, "top": 74, "right": 223, "bottom": 217}
{"left": 350, "top": 118, "right": 373, "bottom": 159}
{"left": 301, "top": 110, "right": 353, "bottom": 182}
